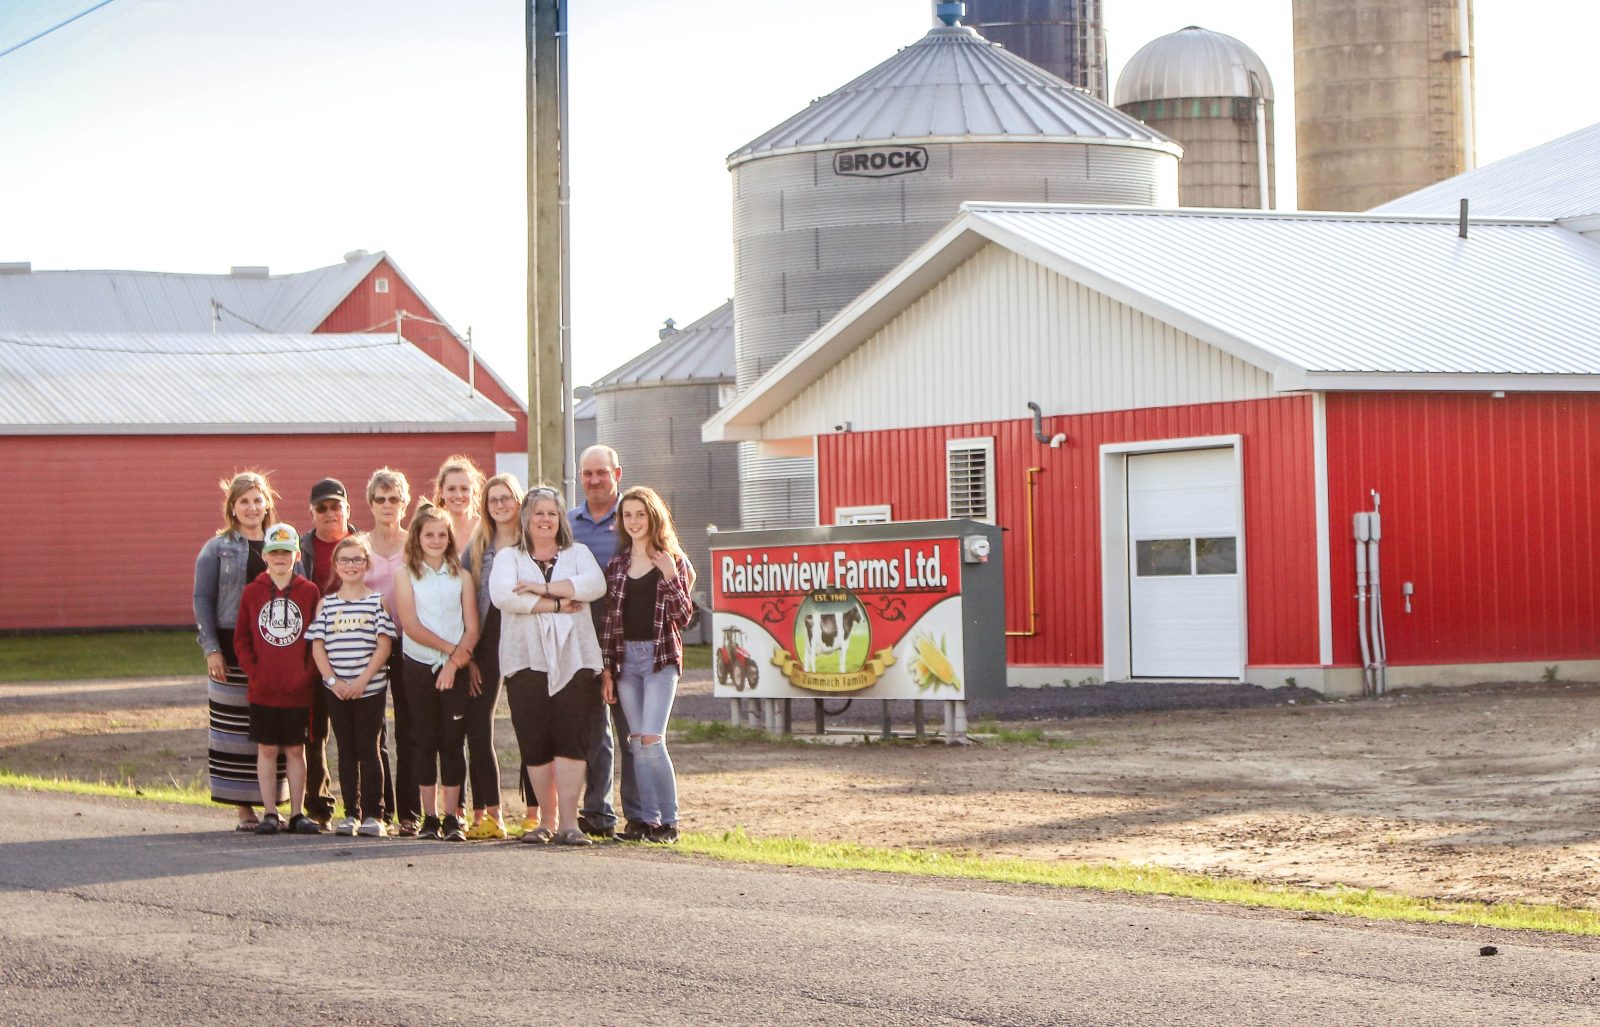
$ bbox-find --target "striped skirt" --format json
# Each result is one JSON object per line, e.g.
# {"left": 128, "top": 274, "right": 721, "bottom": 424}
{"left": 207, "top": 629, "right": 287, "bottom": 807}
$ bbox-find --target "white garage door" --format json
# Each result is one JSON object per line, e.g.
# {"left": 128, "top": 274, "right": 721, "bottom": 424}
{"left": 1127, "top": 448, "right": 1241, "bottom": 678}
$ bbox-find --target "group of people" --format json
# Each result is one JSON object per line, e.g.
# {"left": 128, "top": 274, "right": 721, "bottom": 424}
{"left": 192, "top": 446, "right": 695, "bottom": 845}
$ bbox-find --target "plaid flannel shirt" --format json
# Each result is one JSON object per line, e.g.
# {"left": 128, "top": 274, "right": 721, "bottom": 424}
{"left": 601, "top": 551, "right": 695, "bottom": 675}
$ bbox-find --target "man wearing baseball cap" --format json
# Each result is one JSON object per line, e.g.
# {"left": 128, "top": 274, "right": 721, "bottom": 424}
{"left": 296, "top": 477, "right": 351, "bottom": 827}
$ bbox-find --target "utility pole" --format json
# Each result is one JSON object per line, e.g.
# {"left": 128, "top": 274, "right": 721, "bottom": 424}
{"left": 527, "top": 0, "right": 565, "bottom": 489}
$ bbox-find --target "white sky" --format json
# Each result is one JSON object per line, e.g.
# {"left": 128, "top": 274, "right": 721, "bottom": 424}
{"left": 2, "top": 1, "right": 1594, "bottom": 400}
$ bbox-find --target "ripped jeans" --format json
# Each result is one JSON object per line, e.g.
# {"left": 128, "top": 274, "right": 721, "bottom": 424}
{"left": 615, "top": 640, "right": 679, "bottom": 826}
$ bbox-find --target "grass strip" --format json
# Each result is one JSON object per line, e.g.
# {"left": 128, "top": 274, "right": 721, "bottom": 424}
{"left": 0, "top": 630, "right": 200, "bottom": 682}
{"left": 5, "top": 772, "right": 1597, "bottom": 937}
{"left": 0, "top": 770, "right": 211, "bottom": 806}
{"left": 676, "top": 828, "right": 1600, "bottom": 938}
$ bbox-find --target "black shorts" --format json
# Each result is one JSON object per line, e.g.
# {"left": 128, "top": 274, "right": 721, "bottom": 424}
{"left": 505, "top": 668, "right": 600, "bottom": 766}
{"left": 249, "top": 704, "right": 311, "bottom": 747}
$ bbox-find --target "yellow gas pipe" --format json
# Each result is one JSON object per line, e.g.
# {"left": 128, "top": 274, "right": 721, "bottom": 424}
{"left": 1005, "top": 466, "right": 1043, "bottom": 637}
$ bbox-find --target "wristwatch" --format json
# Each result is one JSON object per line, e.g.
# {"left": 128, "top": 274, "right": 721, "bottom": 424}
{"left": 324, "top": 676, "right": 337, "bottom": 688}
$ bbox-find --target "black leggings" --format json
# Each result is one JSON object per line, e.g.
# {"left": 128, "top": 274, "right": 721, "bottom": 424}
{"left": 467, "top": 609, "right": 504, "bottom": 811}
{"left": 402, "top": 655, "right": 469, "bottom": 789}
{"left": 327, "top": 689, "right": 386, "bottom": 822}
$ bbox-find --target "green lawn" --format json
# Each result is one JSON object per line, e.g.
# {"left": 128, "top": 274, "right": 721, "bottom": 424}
{"left": 0, "top": 632, "right": 711, "bottom": 683}
{"left": 0, "top": 630, "right": 201, "bottom": 683}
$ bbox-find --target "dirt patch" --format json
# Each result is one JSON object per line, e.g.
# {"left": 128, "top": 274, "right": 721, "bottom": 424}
{"left": 4, "top": 675, "right": 1599, "bottom": 909}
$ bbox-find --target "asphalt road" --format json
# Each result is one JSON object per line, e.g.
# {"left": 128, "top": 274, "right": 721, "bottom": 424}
{"left": 0, "top": 790, "right": 1596, "bottom": 1026}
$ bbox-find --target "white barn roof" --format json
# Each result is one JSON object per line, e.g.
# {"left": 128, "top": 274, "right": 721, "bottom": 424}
{"left": 1373, "top": 121, "right": 1600, "bottom": 220}
{"left": 0, "top": 252, "right": 386, "bottom": 333}
{"left": 707, "top": 203, "right": 1600, "bottom": 441}
{"left": 0, "top": 331, "right": 515, "bottom": 435}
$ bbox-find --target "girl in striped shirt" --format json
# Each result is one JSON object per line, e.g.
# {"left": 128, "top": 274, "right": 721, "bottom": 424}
{"left": 308, "top": 533, "right": 398, "bottom": 838}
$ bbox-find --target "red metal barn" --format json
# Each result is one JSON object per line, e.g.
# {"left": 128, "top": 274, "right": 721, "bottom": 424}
{"left": 0, "top": 332, "right": 513, "bottom": 631}
{"left": 706, "top": 203, "right": 1600, "bottom": 695}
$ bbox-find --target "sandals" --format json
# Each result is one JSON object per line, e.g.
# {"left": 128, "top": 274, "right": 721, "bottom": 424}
{"left": 521, "top": 826, "right": 554, "bottom": 845}
{"left": 287, "top": 813, "right": 324, "bottom": 835}
{"left": 254, "top": 813, "right": 282, "bottom": 835}
{"left": 554, "top": 827, "right": 593, "bottom": 847}
{"left": 235, "top": 818, "right": 261, "bottom": 833}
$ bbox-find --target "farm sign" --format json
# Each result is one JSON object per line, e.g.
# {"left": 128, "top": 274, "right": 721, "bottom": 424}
{"left": 710, "top": 536, "right": 967, "bottom": 700}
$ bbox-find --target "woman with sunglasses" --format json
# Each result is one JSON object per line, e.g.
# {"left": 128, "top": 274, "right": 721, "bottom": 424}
{"left": 460, "top": 473, "right": 525, "bottom": 839}
{"left": 490, "top": 485, "right": 606, "bottom": 846}
{"left": 363, "top": 468, "right": 417, "bottom": 835}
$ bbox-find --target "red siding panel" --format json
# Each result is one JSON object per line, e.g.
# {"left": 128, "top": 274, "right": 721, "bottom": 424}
{"left": 818, "top": 395, "right": 1320, "bottom": 669}
{"left": 1325, "top": 392, "right": 1600, "bottom": 666}
{"left": 1, "top": 432, "right": 496, "bottom": 632}
{"left": 319, "top": 259, "right": 528, "bottom": 452}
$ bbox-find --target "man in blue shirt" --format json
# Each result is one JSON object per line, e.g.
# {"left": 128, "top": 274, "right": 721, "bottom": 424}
{"left": 567, "top": 444, "right": 631, "bottom": 838}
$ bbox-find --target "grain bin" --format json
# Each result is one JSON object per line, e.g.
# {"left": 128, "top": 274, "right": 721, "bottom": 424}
{"left": 1114, "top": 26, "right": 1276, "bottom": 209}
{"left": 1293, "top": 0, "right": 1476, "bottom": 211}
{"left": 728, "top": 4, "right": 1180, "bottom": 529}
{"left": 592, "top": 301, "right": 739, "bottom": 615}
{"left": 960, "top": 0, "right": 1108, "bottom": 100}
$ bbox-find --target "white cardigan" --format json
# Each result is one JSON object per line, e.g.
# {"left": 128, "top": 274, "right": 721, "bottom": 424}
{"left": 490, "top": 542, "right": 606, "bottom": 693}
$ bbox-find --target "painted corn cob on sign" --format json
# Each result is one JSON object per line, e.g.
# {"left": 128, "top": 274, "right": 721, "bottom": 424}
{"left": 710, "top": 538, "right": 965, "bottom": 699}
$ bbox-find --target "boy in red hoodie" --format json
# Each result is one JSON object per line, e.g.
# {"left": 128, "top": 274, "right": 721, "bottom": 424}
{"left": 235, "top": 522, "right": 325, "bottom": 835}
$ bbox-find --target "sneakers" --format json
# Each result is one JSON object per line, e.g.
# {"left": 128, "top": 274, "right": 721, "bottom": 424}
{"left": 577, "top": 815, "right": 615, "bottom": 840}
{"left": 333, "top": 816, "right": 359, "bottom": 836}
{"left": 466, "top": 817, "right": 507, "bottom": 840}
{"left": 254, "top": 813, "right": 282, "bottom": 835}
{"left": 357, "top": 818, "right": 386, "bottom": 837}
{"left": 396, "top": 818, "right": 419, "bottom": 838}
{"left": 417, "top": 815, "right": 443, "bottom": 840}
{"left": 617, "top": 821, "right": 652, "bottom": 842}
{"left": 646, "top": 823, "right": 680, "bottom": 844}
{"left": 442, "top": 814, "right": 466, "bottom": 842}
{"left": 288, "top": 813, "right": 323, "bottom": 835}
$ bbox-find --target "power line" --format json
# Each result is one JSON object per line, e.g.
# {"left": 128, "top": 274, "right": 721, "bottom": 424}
{"left": 0, "top": 0, "right": 119, "bottom": 62}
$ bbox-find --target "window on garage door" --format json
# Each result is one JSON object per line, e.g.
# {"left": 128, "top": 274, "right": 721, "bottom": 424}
{"left": 1135, "top": 536, "right": 1238, "bottom": 576}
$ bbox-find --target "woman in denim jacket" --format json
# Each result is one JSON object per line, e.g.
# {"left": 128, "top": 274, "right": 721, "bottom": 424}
{"left": 193, "top": 471, "right": 288, "bottom": 830}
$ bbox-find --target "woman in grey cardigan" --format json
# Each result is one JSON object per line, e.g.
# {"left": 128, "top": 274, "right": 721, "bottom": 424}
{"left": 193, "top": 471, "right": 288, "bottom": 829}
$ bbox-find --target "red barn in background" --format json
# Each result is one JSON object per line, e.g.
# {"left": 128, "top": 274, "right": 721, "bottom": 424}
{"left": 0, "top": 250, "right": 522, "bottom": 632}
{"left": 706, "top": 201, "right": 1600, "bottom": 695}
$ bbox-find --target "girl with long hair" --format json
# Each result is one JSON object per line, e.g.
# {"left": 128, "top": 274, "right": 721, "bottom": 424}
{"left": 391, "top": 502, "right": 480, "bottom": 841}
{"left": 460, "top": 473, "right": 524, "bottom": 838}
{"left": 432, "top": 454, "right": 483, "bottom": 550}
{"left": 599, "top": 486, "right": 695, "bottom": 842}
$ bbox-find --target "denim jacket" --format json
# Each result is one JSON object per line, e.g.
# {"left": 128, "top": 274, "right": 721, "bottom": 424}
{"left": 193, "top": 530, "right": 253, "bottom": 656}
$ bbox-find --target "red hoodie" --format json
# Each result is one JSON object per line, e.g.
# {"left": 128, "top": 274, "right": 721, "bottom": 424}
{"left": 234, "top": 571, "right": 321, "bottom": 708}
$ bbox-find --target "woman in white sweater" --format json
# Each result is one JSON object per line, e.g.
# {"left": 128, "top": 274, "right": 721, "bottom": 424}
{"left": 490, "top": 485, "right": 607, "bottom": 845}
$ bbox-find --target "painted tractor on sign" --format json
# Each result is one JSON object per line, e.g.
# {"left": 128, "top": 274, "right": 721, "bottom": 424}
{"left": 716, "top": 625, "right": 760, "bottom": 691}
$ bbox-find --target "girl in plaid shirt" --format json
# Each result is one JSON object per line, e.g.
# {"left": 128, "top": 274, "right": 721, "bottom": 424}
{"left": 599, "top": 486, "right": 695, "bottom": 842}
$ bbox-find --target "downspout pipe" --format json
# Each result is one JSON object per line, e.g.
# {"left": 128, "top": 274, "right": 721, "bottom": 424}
{"left": 1026, "top": 401, "right": 1067, "bottom": 448}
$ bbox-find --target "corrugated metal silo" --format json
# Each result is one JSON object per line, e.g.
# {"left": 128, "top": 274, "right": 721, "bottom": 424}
{"left": 1293, "top": 0, "right": 1476, "bottom": 211}
{"left": 1114, "top": 26, "right": 1276, "bottom": 209}
{"left": 572, "top": 386, "right": 597, "bottom": 461}
{"left": 960, "top": 0, "right": 1108, "bottom": 100}
{"left": 592, "top": 301, "right": 739, "bottom": 602}
{"left": 728, "top": 9, "right": 1181, "bottom": 529}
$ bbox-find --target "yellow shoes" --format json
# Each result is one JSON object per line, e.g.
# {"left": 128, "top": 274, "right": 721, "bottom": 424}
{"left": 466, "top": 817, "right": 508, "bottom": 840}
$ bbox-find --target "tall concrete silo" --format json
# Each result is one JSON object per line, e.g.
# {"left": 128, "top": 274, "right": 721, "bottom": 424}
{"left": 592, "top": 301, "right": 739, "bottom": 602}
{"left": 1114, "top": 26, "right": 1276, "bottom": 210}
{"left": 728, "top": 5, "right": 1180, "bottom": 529}
{"left": 1294, "top": 0, "right": 1476, "bottom": 211}
{"left": 959, "top": 0, "right": 1108, "bottom": 101}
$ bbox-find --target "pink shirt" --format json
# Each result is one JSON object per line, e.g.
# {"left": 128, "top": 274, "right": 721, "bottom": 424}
{"left": 364, "top": 549, "right": 407, "bottom": 617}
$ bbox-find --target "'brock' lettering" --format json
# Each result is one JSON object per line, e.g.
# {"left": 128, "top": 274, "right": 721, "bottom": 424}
{"left": 834, "top": 146, "right": 930, "bottom": 179}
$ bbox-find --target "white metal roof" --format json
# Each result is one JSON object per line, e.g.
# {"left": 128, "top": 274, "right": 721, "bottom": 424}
{"left": 591, "top": 300, "right": 733, "bottom": 391}
{"left": 0, "top": 253, "right": 385, "bottom": 333}
{"left": 706, "top": 203, "right": 1600, "bottom": 440}
{"left": 0, "top": 331, "right": 515, "bottom": 435}
{"left": 1373, "top": 121, "right": 1600, "bottom": 220}
{"left": 728, "top": 25, "right": 1178, "bottom": 166}
{"left": 1114, "top": 26, "right": 1274, "bottom": 104}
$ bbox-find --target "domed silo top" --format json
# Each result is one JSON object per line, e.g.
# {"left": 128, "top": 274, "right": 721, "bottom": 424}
{"left": 728, "top": 23, "right": 1178, "bottom": 166}
{"left": 1114, "top": 26, "right": 1273, "bottom": 105}
{"left": 592, "top": 300, "right": 734, "bottom": 391}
